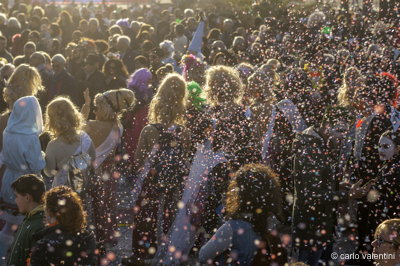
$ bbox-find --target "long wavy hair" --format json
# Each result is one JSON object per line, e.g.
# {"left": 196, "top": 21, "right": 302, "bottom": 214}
{"left": 337, "top": 67, "right": 363, "bottom": 107}
{"left": 148, "top": 73, "right": 187, "bottom": 126}
{"left": 45, "top": 96, "right": 83, "bottom": 144}
{"left": 204, "top": 65, "right": 243, "bottom": 106}
{"left": 226, "top": 164, "right": 283, "bottom": 234}
{"left": 4, "top": 64, "right": 43, "bottom": 109}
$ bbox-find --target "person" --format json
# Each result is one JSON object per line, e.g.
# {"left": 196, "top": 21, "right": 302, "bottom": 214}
{"left": 117, "top": 35, "right": 136, "bottom": 73}
{"left": 83, "top": 88, "right": 134, "bottom": 251}
{"left": 360, "top": 130, "right": 400, "bottom": 255}
{"left": 0, "top": 64, "right": 44, "bottom": 153}
{"left": 6, "top": 174, "right": 45, "bottom": 266}
{"left": 199, "top": 164, "right": 285, "bottom": 265}
{"left": 122, "top": 68, "right": 153, "bottom": 165}
{"left": 354, "top": 74, "right": 397, "bottom": 257}
{"left": 292, "top": 106, "right": 373, "bottom": 266}
{"left": 0, "top": 64, "right": 15, "bottom": 113}
{"left": 103, "top": 58, "right": 129, "bottom": 90}
{"left": 48, "top": 54, "right": 80, "bottom": 106}
{"left": 371, "top": 219, "right": 400, "bottom": 266}
{"left": 0, "top": 36, "right": 13, "bottom": 63}
{"left": 30, "top": 186, "right": 97, "bottom": 265}
{"left": 44, "top": 96, "right": 96, "bottom": 190}
{"left": 13, "top": 42, "right": 36, "bottom": 67}
{"left": 82, "top": 53, "right": 106, "bottom": 119}
{"left": 131, "top": 73, "right": 188, "bottom": 263}
{"left": 0, "top": 96, "right": 45, "bottom": 262}
{"left": 247, "top": 71, "right": 276, "bottom": 144}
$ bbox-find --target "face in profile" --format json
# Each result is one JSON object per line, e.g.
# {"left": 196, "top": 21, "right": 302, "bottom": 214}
{"left": 378, "top": 136, "right": 398, "bottom": 161}
{"left": 372, "top": 224, "right": 400, "bottom": 266}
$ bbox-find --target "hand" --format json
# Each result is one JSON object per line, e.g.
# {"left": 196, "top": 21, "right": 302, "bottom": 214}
{"left": 84, "top": 88, "right": 91, "bottom": 105}
{"left": 349, "top": 179, "right": 376, "bottom": 199}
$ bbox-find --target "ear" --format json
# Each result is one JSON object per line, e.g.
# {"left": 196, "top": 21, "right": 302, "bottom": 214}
{"left": 25, "top": 193, "right": 34, "bottom": 203}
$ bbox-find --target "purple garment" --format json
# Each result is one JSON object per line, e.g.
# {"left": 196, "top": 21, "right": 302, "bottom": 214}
{"left": 116, "top": 18, "right": 130, "bottom": 28}
{"left": 127, "top": 68, "right": 153, "bottom": 104}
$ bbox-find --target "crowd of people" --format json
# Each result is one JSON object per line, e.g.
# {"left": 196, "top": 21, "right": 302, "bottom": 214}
{"left": 0, "top": 0, "right": 398, "bottom": 265}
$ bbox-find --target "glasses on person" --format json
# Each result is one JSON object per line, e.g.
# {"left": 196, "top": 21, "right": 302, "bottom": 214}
{"left": 109, "top": 65, "right": 116, "bottom": 69}
{"left": 377, "top": 236, "right": 393, "bottom": 247}
{"left": 379, "top": 144, "right": 390, "bottom": 149}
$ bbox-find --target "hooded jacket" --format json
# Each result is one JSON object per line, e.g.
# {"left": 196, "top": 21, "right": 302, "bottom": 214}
{"left": 1, "top": 96, "right": 45, "bottom": 206}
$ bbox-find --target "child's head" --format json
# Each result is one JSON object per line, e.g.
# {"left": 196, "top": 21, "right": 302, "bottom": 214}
{"left": 12, "top": 174, "right": 45, "bottom": 214}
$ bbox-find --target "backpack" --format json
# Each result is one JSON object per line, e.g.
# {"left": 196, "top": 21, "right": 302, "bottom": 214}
{"left": 52, "top": 133, "right": 92, "bottom": 195}
{"left": 149, "top": 124, "right": 186, "bottom": 194}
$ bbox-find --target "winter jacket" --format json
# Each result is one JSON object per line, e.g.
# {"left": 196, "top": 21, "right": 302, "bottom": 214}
{"left": 30, "top": 225, "right": 97, "bottom": 265}
{"left": 6, "top": 205, "right": 45, "bottom": 266}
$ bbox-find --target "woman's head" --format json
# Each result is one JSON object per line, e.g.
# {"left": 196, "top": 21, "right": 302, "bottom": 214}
{"left": 378, "top": 130, "right": 400, "bottom": 161}
{"left": 4, "top": 64, "right": 43, "bottom": 108}
{"left": 204, "top": 65, "right": 243, "bottom": 106}
{"left": 103, "top": 58, "right": 128, "bottom": 79}
{"left": 94, "top": 89, "right": 134, "bottom": 121}
{"left": 247, "top": 71, "right": 274, "bottom": 101}
{"left": 44, "top": 186, "right": 86, "bottom": 233}
{"left": 148, "top": 73, "right": 187, "bottom": 126}
{"left": 372, "top": 219, "right": 400, "bottom": 265}
{"left": 45, "top": 97, "right": 83, "bottom": 144}
{"left": 226, "top": 164, "right": 282, "bottom": 229}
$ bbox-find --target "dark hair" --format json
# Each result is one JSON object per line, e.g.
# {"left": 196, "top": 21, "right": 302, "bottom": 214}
{"left": 134, "top": 55, "right": 149, "bottom": 68}
{"left": 50, "top": 23, "right": 61, "bottom": 37}
{"left": 95, "top": 40, "right": 109, "bottom": 53}
{"left": 103, "top": 58, "right": 129, "bottom": 78}
{"left": 366, "top": 74, "right": 397, "bottom": 105}
{"left": 44, "top": 186, "right": 86, "bottom": 233}
{"left": 381, "top": 130, "right": 400, "bottom": 147}
{"left": 29, "top": 30, "right": 40, "bottom": 39}
{"left": 11, "top": 174, "right": 45, "bottom": 203}
{"left": 321, "top": 105, "right": 354, "bottom": 127}
{"left": 226, "top": 164, "right": 283, "bottom": 231}
{"left": 175, "top": 24, "right": 185, "bottom": 35}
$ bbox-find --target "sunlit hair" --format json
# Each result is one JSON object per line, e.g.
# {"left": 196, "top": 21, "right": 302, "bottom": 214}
{"left": 337, "top": 67, "right": 362, "bottom": 107}
{"left": 148, "top": 73, "right": 187, "bottom": 126}
{"left": 375, "top": 219, "right": 400, "bottom": 249}
{"left": 44, "top": 186, "right": 86, "bottom": 233}
{"left": 94, "top": 88, "right": 134, "bottom": 121}
{"left": 45, "top": 97, "right": 83, "bottom": 144}
{"left": 226, "top": 164, "right": 283, "bottom": 233}
{"left": 204, "top": 65, "right": 243, "bottom": 106}
{"left": 4, "top": 64, "right": 44, "bottom": 108}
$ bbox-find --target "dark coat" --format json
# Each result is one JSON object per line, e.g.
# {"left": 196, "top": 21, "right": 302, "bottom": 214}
{"left": 47, "top": 69, "right": 82, "bottom": 107}
{"left": 7, "top": 206, "right": 45, "bottom": 266}
{"left": 292, "top": 127, "right": 348, "bottom": 249}
{"left": 84, "top": 70, "right": 106, "bottom": 119}
{"left": 30, "top": 225, "right": 97, "bottom": 266}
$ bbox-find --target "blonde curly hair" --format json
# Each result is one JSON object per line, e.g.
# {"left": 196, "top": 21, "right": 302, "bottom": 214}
{"left": 148, "top": 73, "right": 187, "bottom": 126}
{"left": 94, "top": 88, "right": 135, "bottom": 121}
{"left": 45, "top": 97, "right": 84, "bottom": 144}
{"left": 4, "top": 64, "right": 44, "bottom": 108}
{"left": 337, "top": 67, "right": 363, "bottom": 107}
{"left": 204, "top": 65, "right": 243, "bottom": 106}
